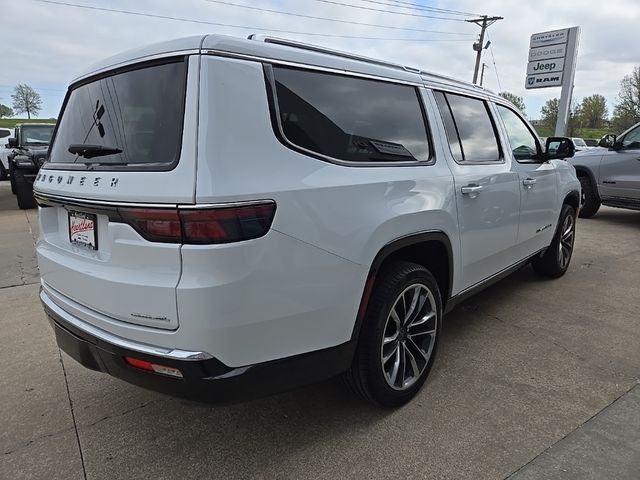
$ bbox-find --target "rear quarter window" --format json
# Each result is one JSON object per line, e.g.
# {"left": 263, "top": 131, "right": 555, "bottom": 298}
{"left": 48, "top": 59, "right": 187, "bottom": 170}
{"left": 268, "top": 66, "right": 431, "bottom": 165}
{"left": 434, "top": 91, "right": 501, "bottom": 163}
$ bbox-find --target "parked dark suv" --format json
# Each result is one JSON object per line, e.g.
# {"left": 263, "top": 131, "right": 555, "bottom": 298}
{"left": 6, "top": 123, "right": 55, "bottom": 209}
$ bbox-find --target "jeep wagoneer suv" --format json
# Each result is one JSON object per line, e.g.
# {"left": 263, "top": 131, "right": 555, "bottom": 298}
{"left": 34, "top": 35, "right": 580, "bottom": 407}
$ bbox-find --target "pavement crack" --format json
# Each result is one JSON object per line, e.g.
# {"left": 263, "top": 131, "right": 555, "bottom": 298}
{"left": 23, "top": 210, "right": 37, "bottom": 245}
{"left": 58, "top": 351, "right": 88, "bottom": 480}
{"left": 2, "top": 426, "right": 76, "bottom": 456}
{"left": 0, "top": 281, "right": 40, "bottom": 290}
{"left": 83, "top": 399, "right": 165, "bottom": 429}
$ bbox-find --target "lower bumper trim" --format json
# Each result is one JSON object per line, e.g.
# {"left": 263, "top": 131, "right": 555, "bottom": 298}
{"left": 42, "top": 292, "right": 355, "bottom": 404}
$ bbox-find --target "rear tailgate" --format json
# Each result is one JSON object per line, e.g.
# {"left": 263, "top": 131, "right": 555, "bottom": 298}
{"left": 35, "top": 55, "right": 200, "bottom": 330}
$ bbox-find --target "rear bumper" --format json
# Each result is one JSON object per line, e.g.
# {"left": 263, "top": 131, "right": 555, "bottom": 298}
{"left": 41, "top": 288, "right": 354, "bottom": 404}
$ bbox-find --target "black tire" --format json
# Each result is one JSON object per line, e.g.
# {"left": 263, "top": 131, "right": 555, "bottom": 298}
{"left": 0, "top": 162, "right": 7, "bottom": 181}
{"left": 578, "top": 175, "right": 600, "bottom": 218}
{"left": 9, "top": 163, "right": 16, "bottom": 194}
{"left": 14, "top": 170, "right": 36, "bottom": 209}
{"left": 532, "top": 204, "right": 576, "bottom": 278}
{"left": 344, "top": 261, "right": 442, "bottom": 407}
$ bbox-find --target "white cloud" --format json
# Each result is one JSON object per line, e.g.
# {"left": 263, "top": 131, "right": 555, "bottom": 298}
{"left": 1, "top": 0, "right": 638, "bottom": 120}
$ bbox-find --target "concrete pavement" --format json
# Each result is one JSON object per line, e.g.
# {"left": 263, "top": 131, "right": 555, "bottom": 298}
{"left": 0, "top": 181, "right": 639, "bottom": 479}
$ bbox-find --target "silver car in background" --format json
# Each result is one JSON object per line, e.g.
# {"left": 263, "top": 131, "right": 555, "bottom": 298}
{"left": 570, "top": 122, "right": 640, "bottom": 217}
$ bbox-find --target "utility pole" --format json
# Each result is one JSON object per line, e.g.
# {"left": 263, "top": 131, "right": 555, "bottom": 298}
{"left": 480, "top": 63, "right": 487, "bottom": 86}
{"left": 466, "top": 15, "right": 503, "bottom": 84}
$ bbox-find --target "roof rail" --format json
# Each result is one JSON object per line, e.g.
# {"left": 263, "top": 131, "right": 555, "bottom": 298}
{"left": 247, "top": 34, "right": 488, "bottom": 92}
{"left": 248, "top": 34, "right": 419, "bottom": 75}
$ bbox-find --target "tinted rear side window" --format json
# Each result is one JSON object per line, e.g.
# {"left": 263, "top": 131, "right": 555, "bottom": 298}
{"left": 271, "top": 66, "right": 430, "bottom": 163}
{"left": 434, "top": 91, "right": 500, "bottom": 163}
{"left": 49, "top": 59, "right": 186, "bottom": 168}
{"left": 0, "top": 130, "right": 10, "bottom": 139}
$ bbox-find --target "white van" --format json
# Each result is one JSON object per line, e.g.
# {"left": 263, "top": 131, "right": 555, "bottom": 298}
{"left": 34, "top": 35, "right": 580, "bottom": 407}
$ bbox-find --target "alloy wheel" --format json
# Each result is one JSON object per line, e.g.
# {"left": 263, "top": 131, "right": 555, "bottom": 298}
{"left": 380, "top": 284, "right": 438, "bottom": 391}
{"left": 558, "top": 213, "right": 575, "bottom": 269}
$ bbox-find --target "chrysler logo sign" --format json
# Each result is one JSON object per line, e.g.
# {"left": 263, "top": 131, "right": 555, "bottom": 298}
{"left": 529, "top": 28, "right": 568, "bottom": 48}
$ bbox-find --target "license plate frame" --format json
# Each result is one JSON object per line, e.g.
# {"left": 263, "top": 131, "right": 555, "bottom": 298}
{"left": 68, "top": 210, "right": 98, "bottom": 250}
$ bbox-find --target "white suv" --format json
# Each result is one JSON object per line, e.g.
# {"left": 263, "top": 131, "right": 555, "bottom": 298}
{"left": 0, "top": 127, "right": 12, "bottom": 180}
{"left": 34, "top": 35, "right": 580, "bottom": 407}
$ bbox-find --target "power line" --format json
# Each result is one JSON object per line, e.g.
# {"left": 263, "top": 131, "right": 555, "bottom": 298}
{"left": 357, "top": 0, "right": 479, "bottom": 16}
{"left": 205, "top": 0, "right": 474, "bottom": 35}
{"left": 486, "top": 32, "right": 502, "bottom": 91}
{"left": 34, "top": 0, "right": 471, "bottom": 41}
{"left": 310, "top": 0, "right": 469, "bottom": 21}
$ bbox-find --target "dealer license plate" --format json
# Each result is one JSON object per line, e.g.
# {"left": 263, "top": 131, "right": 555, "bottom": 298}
{"left": 68, "top": 211, "right": 98, "bottom": 250}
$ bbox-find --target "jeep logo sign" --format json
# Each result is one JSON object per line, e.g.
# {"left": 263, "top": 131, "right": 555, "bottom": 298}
{"left": 527, "top": 58, "right": 564, "bottom": 75}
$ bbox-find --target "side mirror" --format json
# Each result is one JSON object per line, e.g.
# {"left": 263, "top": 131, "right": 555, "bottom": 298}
{"left": 545, "top": 137, "right": 575, "bottom": 159}
{"left": 7, "top": 137, "right": 17, "bottom": 148}
{"left": 598, "top": 134, "right": 617, "bottom": 149}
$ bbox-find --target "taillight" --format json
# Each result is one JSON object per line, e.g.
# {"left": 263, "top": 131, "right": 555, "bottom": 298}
{"left": 181, "top": 203, "right": 276, "bottom": 244}
{"left": 117, "top": 201, "right": 276, "bottom": 244}
{"left": 120, "top": 208, "right": 182, "bottom": 243}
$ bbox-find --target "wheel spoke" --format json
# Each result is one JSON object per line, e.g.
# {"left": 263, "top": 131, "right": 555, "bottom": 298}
{"left": 408, "top": 311, "right": 435, "bottom": 330}
{"left": 383, "top": 342, "right": 399, "bottom": 364}
{"left": 403, "top": 343, "right": 421, "bottom": 381}
{"left": 388, "top": 346, "right": 401, "bottom": 385}
{"left": 408, "top": 337, "right": 429, "bottom": 361}
{"left": 383, "top": 331, "right": 398, "bottom": 345}
{"left": 403, "top": 286, "right": 421, "bottom": 326}
{"left": 399, "top": 342, "right": 407, "bottom": 387}
{"left": 406, "top": 294, "right": 428, "bottom": 327}
{"left": 390, "top": 307, "right": 401, "bottom": 328}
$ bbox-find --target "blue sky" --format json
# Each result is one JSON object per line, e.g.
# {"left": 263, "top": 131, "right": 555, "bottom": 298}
{"left": 2, "top": 0, "right": 638, "bottom": 122}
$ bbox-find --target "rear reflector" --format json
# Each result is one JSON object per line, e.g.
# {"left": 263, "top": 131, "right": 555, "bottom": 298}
{"left": 117, "top": 201, "right": 276, "bottom": 244}
{"left": 124, "top": 357, "right": 183, "bottom": 378}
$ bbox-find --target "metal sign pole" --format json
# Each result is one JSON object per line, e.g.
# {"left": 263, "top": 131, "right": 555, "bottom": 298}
{"left": 555, "top": 27, "right": 580, "bottom": 136}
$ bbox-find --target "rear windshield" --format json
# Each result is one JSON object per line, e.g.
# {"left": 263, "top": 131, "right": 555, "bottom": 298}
{"left": 22, "top": 125, "right": 55, "bottom": 145}
{"left": 49, "top": 59, "right": 186, "bottom": 168}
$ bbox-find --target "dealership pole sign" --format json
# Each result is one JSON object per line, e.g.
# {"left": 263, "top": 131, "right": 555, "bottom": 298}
{"left": 525, "top": 27, "right": 580, "bottom": 136}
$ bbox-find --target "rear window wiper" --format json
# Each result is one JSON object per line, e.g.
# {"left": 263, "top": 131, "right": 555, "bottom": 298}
{"left": 68, "top": 144, "right": 123, "bottom": 159}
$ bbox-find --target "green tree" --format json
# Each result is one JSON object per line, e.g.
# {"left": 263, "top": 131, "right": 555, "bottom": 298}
{"left": 11, "top": 84, "right": 42, "bottom": 119}
{"left": 579, "top": 94, "right": 608, "bottom": 128}
{"left": 611, "top": 65, "right": 640, "bottom": 131}
{"left": 498, "top": 91, "right": 526, "bottom": 116}
{"left": 0, "top": 104, "right": 13, "bottom": 118}
{"left": 540, "top": 98, "right": 559, "bottom": 129}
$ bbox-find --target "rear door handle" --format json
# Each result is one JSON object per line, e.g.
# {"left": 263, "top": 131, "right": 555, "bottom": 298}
{"left": 523, "top": 178, "right": 537, "bottom": 187}
{"left": 461, "top": 185, "right": 483, "bottom": 198}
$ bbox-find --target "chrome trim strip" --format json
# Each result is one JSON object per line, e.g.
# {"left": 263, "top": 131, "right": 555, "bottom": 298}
{"left": 34, "top": 191, "right": 176, "bottom": 208}
{"left": 40, "top": 288, "right": 213, "bottom": 361}
{"left": 179, "top": 199, "right": 276, "bottom": 209}
{"left": 34, "top": 191, "right": 276, "bottom": 210}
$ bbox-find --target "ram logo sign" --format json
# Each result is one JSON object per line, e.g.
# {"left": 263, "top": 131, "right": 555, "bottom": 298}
{"left": 525, "top": 73, "right": 563, "bottom": 89}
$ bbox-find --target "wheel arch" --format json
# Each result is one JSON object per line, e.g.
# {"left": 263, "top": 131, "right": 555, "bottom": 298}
{"left": 563, "top": 189, "right": 580, "bottom": 212}
{"left": 350, "top": 231, "right": 453, "bottom": 343}
{"left": 573, "top": 166, "right": 601, "bottom": 200}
